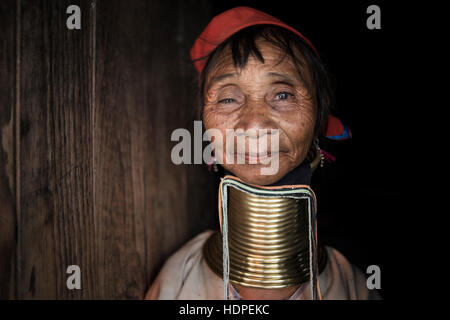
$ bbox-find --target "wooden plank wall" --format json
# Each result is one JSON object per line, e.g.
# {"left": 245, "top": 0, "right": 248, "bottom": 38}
{"left": 0, "top": 0, "right": 217, "bottom": 299}
{"left": 0, "top": 0, "right": 17, "bottom": 300}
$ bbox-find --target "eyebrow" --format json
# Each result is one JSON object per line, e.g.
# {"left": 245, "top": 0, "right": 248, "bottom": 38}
{"left": 209, "top": 73, "right": 237, "bottom": 85}
{"left": 207, "top": 71, "right": 299, "bottom": 90}
{"left": 267, "top": 72, "right": 297, "bottom": 83}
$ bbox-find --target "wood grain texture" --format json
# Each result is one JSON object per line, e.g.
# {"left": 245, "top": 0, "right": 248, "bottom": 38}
{"left": 16, "top": 0, "right": 94, "bottom": 299}
{"left": 0, "top": 0, "right": 17, "bottom": 300}
{"left": 1, "top": 0, "right": 216, "bottom": 299}
{"left": 94, "top": 0, "right": 216, "bottom": 299}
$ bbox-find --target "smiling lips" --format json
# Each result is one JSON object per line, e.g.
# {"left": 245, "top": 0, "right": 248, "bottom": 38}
{"left": 236, "top": 152, "right": 279, "bottom": 164}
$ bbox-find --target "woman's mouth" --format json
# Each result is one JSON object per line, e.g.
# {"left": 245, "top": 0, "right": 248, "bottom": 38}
{"left": 236, "top": 152, "right": 279, "bottom": 164}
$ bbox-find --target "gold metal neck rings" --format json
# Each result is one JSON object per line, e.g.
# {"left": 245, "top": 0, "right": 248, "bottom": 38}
{"left": 203, "top": 183, "right": 327, "bottom": 289}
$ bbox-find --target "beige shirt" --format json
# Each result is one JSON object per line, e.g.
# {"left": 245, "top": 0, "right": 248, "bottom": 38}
{"left": 146, "top": 230, "right": 381, "bottom": 300}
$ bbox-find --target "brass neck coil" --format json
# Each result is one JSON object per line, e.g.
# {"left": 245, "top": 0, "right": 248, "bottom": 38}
{"left": 203, "top": 186, "right": 327, "bottom": 289}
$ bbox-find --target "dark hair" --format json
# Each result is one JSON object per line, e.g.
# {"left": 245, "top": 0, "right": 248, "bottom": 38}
{"left": 195, "top": 25, "right": 334, "bottom": 137}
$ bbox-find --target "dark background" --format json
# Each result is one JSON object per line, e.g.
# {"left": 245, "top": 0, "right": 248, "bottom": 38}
{"left": 0, "top": 0, "right": 417, "bottom": 300}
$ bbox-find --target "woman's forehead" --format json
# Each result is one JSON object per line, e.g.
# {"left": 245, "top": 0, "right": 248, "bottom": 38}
{"left": 205, "top": 40, "right": 307, "bottom": 87}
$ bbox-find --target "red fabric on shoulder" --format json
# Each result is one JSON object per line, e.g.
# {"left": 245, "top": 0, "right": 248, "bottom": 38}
{"left": 325, "top": 115, "right": 352, "bottom": 140}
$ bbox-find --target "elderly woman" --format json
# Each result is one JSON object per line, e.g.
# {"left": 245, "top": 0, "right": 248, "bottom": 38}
{"left": 146, "top": 7, "right": 379, "bottom": 300}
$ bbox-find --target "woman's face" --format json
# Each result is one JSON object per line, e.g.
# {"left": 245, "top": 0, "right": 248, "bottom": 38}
{"left": 203, "top": 39, "right": 316, "bottom": 185}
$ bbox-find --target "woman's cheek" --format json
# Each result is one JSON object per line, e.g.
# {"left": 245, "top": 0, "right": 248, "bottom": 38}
{"left": 202, "top": 106, "right": 220, "bottom": 129}
{"left": 203, "top": 109, "right": 228, "bottom": 161}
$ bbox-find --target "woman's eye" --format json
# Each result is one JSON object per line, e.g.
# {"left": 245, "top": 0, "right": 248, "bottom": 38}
{"left": 218, "top": 98, "right": 236, "bottom": 104}
{"left": 276, "top": 92, "right": 293, "bottom": 100}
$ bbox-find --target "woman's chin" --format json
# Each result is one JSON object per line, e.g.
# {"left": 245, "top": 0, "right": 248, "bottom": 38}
{"left": 223, "top": 164, "right": 288, "bottom": 186}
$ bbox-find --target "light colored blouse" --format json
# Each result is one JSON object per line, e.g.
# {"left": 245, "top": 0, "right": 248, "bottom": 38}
{"left": 146, "top": 230, "right": 381, "bottom": 300}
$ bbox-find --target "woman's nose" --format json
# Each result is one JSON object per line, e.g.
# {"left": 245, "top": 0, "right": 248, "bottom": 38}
{"left": 234, "top": 98, "right": 278, "bottom": 133}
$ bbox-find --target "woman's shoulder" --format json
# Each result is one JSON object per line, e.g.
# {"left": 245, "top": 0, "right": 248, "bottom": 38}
{"left": 320, "top": 246, "right": 381, "bottom": 300}
{"left": 163, "top": 230, "right": 214, "bottom": 268}
{"left": 145, "top": 230, "right": 215, "bottom": 299}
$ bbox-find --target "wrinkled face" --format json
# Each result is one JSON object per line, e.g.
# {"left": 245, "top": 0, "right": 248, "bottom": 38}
{"left": 203, "top": 38, "right": 316, "bottom": 185}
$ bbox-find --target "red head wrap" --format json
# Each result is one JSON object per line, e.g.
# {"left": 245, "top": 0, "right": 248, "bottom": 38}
{"left": 190, "top": 6, "right": 319, "bottom": 74}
